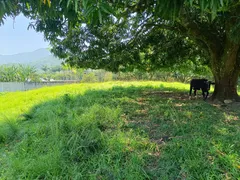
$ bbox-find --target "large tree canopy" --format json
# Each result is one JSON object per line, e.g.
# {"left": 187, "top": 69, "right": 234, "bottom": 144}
{"left": 1, "top": 0, "right": 240, "bottom": 101}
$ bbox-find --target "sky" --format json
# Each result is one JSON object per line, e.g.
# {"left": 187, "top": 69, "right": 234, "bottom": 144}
{"left": 0, "top": 14, "right": 49, "bottom": 55}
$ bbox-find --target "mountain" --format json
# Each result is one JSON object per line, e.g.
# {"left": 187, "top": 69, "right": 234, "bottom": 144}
{"left": 0, "top": 48, "right": 63, "bottom": 69}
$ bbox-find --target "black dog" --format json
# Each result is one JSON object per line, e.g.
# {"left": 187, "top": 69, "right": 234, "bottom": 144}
{"left": 189, "top": 79, "right": 214, "bottom": 100}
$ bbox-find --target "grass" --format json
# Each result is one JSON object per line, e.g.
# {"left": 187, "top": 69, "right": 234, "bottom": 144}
{"left": 0, "top": 81, "right": 240, "bottom": 179}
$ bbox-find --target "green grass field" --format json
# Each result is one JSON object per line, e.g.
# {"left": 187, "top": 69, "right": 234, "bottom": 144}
{"left": 0, "top": 81, "right": 240, "bottom": 179}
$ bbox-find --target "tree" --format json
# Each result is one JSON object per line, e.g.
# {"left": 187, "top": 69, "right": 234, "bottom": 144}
{"left": 0, "top": 65, "right": 18, "bottom": 82}
{"left": 1, "top": 0, "right": 240, "bottom": 101}
{"left": 18, "top": 65, "right": 37, "bottom": 81}
{"left": 41, "top": 65, "right": 50, "bottom": 73}
{"left": 0, "top": 65, "right": 38, "bottom": 82}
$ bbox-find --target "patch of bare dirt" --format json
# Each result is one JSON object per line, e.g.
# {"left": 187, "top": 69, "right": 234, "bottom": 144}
{"left": 143, "top": 91, "right": 190, "bottom": 101}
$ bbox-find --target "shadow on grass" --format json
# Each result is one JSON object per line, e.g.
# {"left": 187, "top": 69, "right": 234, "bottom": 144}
{"left": 0, "top": 85, "right": 240, "bottom": 179}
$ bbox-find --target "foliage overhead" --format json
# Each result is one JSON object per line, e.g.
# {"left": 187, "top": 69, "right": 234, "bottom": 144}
{"left": 0, "top": 0, "right": 220, "bottom": 72}
{"left": 1, "top": 0, "right": 240, "bottom": 74}
{"left": 0, "top": 0, "right": 18, "bottom": 25}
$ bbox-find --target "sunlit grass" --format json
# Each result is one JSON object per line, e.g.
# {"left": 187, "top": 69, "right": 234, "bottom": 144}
{"left": 0, "top": 81, "right": 239, "bottom": 179}
{"left": 0, "top": 81, "right": 189, "bottom": 122}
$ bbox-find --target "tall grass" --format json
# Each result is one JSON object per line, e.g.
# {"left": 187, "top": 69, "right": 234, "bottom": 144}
{"left": 0, "top": 81, "right": 239, "bottom": 179}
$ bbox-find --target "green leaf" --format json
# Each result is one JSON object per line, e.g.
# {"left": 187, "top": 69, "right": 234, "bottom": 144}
{"left": 1, "top": 1, "right": 6, "bottom": 9}
{"left": 83, "top": 0, "right": 88, "bottom": 9}
{"left": 100, "top": 3, "right": 114, "bottom": 15}
{"left": 26, "top": 2, "right": 30, "bottom": 10}
{"left": 47, "top": 0, "right": 51, "bottom": 7}
{"left": 98, "top": 10, "right": 102, "bottom": 24}
{"left": 220, "top": 0, "right": 224, "bottom": 6}
{"left": 200, "top": 0, "right": 205, "bottom": 10}
{"left": 75, "top": 0, "right": 78, "bottom": 12}
{"left": 84, "top": 6, "right": 95, "bottom": 17}
{"left": 189, "top": 0, "right": 194, "bottom": 6}
{"left": 67, "top": 0, "right": 72, "bottom": 8}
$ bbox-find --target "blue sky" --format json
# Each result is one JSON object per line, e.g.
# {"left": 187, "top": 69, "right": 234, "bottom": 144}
{"left": 0, "top": 14, "right": 49, "bottom": 55}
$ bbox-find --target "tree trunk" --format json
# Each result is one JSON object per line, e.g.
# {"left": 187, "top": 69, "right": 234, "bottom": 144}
{"left": 209, "top": 42, "right": 240, "bottom": 102}
{"left": 211, "top": 74, "right": 239, "bottom": 101}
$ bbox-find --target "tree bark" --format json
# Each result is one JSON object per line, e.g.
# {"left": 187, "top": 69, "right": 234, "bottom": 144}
{"left": 209, "top": 42, "right": 240, "bottom": 102}
{"left": 211, "top": 74, "right": 239, "bottom": 101}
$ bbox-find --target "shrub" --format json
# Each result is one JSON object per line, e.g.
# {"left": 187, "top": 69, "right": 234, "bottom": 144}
{"left": 104, "top": 72, "right": 113, "bottom": 82}
{"left": 81, "top": 72, "right": 97, "bottom": 83}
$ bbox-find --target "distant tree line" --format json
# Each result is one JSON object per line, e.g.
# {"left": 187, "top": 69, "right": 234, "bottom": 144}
{"left": 0, "top": 64, "right": 82, "bottom": 82}
{"left": 0, "top": 61, "right": 212, "bottom": 83}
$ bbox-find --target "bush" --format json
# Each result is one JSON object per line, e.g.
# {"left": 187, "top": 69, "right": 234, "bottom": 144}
{"left": 81, "top": 72, "right": 97, "bottom": 83}
{"left": 104, "top": 72, "right": 113, "bottom": 81}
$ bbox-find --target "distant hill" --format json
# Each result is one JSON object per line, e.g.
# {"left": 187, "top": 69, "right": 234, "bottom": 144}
{"left": 0, "top": 48, "right": 63, "bottom": 70}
